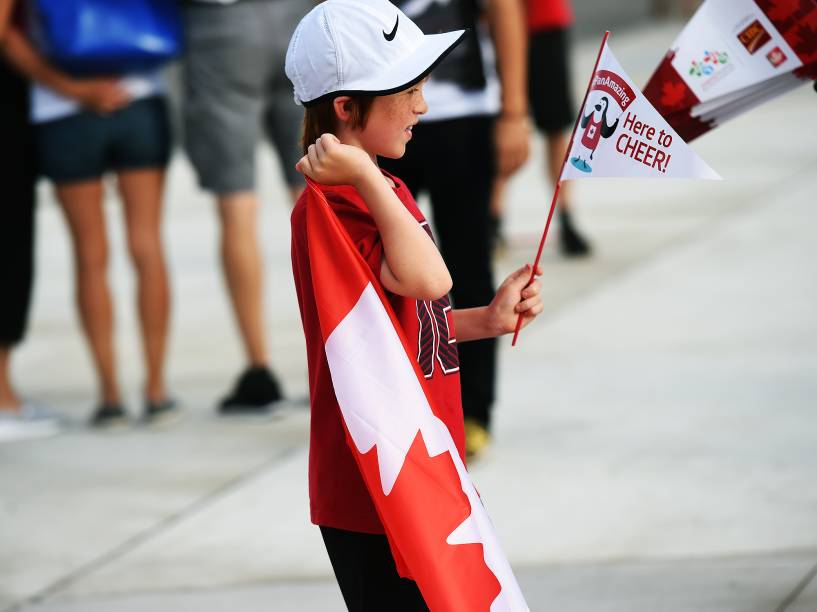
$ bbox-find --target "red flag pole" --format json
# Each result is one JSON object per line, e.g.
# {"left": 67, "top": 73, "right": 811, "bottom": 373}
{"left": 511, "top": 30, "right": 610, "bottom": 347}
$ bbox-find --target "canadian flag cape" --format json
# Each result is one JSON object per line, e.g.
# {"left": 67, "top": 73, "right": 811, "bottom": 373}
{"left": 644, "top": 0, "right": 817, "bottom": 142}
{"left": 303, "top": 180, "right": 528, "bottom": 611}
{"left": 561, "top": 36, "right": 720, "bottom": 181}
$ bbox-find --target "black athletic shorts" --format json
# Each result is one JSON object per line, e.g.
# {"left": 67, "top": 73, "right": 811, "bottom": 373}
{"left": 528, "top": 27, "right": 575, "bottom": 134}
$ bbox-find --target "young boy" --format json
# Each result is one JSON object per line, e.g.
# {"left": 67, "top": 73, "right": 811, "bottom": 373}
{"left": 286, "top": 1, "right": 543, "bottom": 608}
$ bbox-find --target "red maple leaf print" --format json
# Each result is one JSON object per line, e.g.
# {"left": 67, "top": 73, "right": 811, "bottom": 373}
{"left": 644, "top": 56, "right": 700, "bottom": 113}
{"left": 357, "top": 431, "right": 502, "bottom": 611}
{"left": 769, "top": 1, "right": 797, "bottom": 22}
{"left": 661, "top": 80, "right": 691, "bottom": 109}
{"left": 793, "top": 21, "right": 817, "bottom": 61}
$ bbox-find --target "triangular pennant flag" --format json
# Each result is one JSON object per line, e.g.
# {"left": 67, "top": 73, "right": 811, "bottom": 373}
{"left": 561, "top": 37, "right": 720, "bottom": 180}
{"left": 304, "top": 180, "right": 529, "bottom": 612}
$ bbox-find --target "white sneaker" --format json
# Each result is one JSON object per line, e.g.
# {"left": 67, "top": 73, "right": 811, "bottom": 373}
{"left": 0, "top": 402, "right": 62, "bottom": 443}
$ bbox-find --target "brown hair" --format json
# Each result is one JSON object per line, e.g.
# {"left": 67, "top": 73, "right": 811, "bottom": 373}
{"left": 301, "top": 96, "right": 375, "bottom": 154}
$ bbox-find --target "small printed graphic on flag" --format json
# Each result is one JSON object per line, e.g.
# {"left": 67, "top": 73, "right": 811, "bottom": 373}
{"left": 737, "top": 19, "right": 771, "bottom": 55}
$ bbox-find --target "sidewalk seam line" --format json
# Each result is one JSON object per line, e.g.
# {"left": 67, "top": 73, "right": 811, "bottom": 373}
{"left": 4, "top": 446, "right": 300, "bottom": 612}
{"left": 774, "top": 557, "right": 817, "bottom": 612}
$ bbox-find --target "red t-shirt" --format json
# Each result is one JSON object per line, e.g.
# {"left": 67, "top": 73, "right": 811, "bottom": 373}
{"left": 290, "top": 171, "right": 466, "bottom": 535}
{"left": 527, "top": 0, "right": 573, "bottom": 31}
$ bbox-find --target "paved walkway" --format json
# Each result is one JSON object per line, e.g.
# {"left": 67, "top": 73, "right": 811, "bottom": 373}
{"left": 2, "top": 22, "right": 816, "bottom": 612}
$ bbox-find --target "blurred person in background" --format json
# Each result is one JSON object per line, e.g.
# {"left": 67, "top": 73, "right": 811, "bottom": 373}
{"left": 380, "top": 0, "right": 530, "bottom": 459}
{"left": 491, "top": 0, "right": 592, "bottom": 257}
{"left": 0, "top": 9, "right": 60, "bottom": 440}
{"left": 0, "top": 0, "right": 177, "bottom": 428}
{"left": 181, "top": 0, "right": 312, "bottom": 415}
{"left": 651, "top": 0, "right": 701, "bottom": 19}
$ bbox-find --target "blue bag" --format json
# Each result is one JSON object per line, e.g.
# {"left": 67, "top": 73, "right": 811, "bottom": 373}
{"left": 32, "top": 0, "right": 183, "bottom": 75}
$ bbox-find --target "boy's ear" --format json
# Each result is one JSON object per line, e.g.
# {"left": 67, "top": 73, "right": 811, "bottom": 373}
{"left": 333, "top": 96, "right": 353, "bottom": 122}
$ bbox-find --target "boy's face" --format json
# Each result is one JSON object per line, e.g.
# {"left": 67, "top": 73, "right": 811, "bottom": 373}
{"left": 358, "top": 80, "right": 428, "bottom": 159}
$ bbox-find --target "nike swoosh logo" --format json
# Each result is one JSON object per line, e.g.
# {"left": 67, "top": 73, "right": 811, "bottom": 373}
{"left": 383, "top": 16, "right": 399, "bottom": 41}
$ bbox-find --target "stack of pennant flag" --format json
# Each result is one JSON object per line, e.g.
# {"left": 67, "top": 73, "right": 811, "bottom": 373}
{"left": 304, "top": 179, "right": 529, "bottom": 611}
{"left": 644, "top": 0, "right": 817, "bottom": 142}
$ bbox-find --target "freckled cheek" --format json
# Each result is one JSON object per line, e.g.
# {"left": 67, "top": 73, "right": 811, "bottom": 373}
{"left": 372, "top": 118, "right": 401, "bottom": 143}
{"left": 383, "top": 100, "right": 412, "bottom": 125}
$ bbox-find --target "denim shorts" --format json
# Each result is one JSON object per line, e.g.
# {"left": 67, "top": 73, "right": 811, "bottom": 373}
{"left": 35, "top": 96, "right": 171, "bottom": 183}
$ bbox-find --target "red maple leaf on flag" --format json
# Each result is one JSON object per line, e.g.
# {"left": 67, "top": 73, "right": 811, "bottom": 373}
{"left": 793, "top": 21, "right": 817, "bottom": 60}
{"left": 763, "top": 0, "right": 798, "bottom": 23}
{"left": 644, "top": 55, "right": 699, "bottom": 115}
{"left": 756, "top": 0, "right": 817, "bottom": 58}
{"left": 357, "top": 431, "right": 501, "bottom": 611}
{"left": 661, "top": 80, "right": 691, "bottom": 109}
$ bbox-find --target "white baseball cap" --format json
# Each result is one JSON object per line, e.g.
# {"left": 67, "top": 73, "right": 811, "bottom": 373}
{"left": 285, "top": 0, "right": 465, "bottom": 107}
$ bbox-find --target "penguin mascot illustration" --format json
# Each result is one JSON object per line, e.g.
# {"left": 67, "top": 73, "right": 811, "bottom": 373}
{"left": 570, "top": 95, "right": 619, "bottom": 173}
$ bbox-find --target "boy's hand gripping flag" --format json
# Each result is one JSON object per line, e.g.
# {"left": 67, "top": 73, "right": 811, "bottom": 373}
{"left": 304, "top": 180, "right": 529, "bottom": 612}
{"left": 512, "top": 32, "right": 720, "bottom": 345}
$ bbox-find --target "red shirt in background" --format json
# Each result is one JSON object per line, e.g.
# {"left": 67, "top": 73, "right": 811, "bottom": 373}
{"left": 290, "top": 171, "right": 466, "bottom": 535}
{"left": 527, "top": 0, "right": 573, "bottom": 32}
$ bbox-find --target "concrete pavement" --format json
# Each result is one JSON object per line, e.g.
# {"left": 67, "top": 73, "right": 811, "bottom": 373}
{"left": 2, "top": 22, "right": 817, "bottom": 612}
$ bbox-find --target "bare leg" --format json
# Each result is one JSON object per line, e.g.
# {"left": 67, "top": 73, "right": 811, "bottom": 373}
{"left": 117, "top": 169, "right": 171, "bottom": 403}
{"left": 218, "top": 192, "right": 268, "bottom": 367}
{"left": 487, "top": 176, "right": 509, "bottom": 253}
{"left": 546, "top": 130, "right": 574, "bottom": 211}
{"left": 547, "top": 131, "right": 591, "bottom": 256}
{"left": 489, "top": 176, "right": 508, "bottom": 221}
{"left": 56, "top": 180, "right": 120, "bottom": 405}
{"left": 0, "top": 346, "right": 20, "bottom": 409}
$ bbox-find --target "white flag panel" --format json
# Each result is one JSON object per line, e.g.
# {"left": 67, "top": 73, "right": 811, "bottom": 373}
{"left": 561, "top": 42, "right": 720, "bottom": 181}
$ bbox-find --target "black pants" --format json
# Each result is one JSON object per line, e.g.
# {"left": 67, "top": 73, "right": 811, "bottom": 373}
{"left": 320, "top": 526, "right": 428, "bottom": 611}
{"left": 380, "top": 116, "right": 497, "bottom": 427}
{"left": 0, "top": 60, "right": 36, "bottom": 347}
